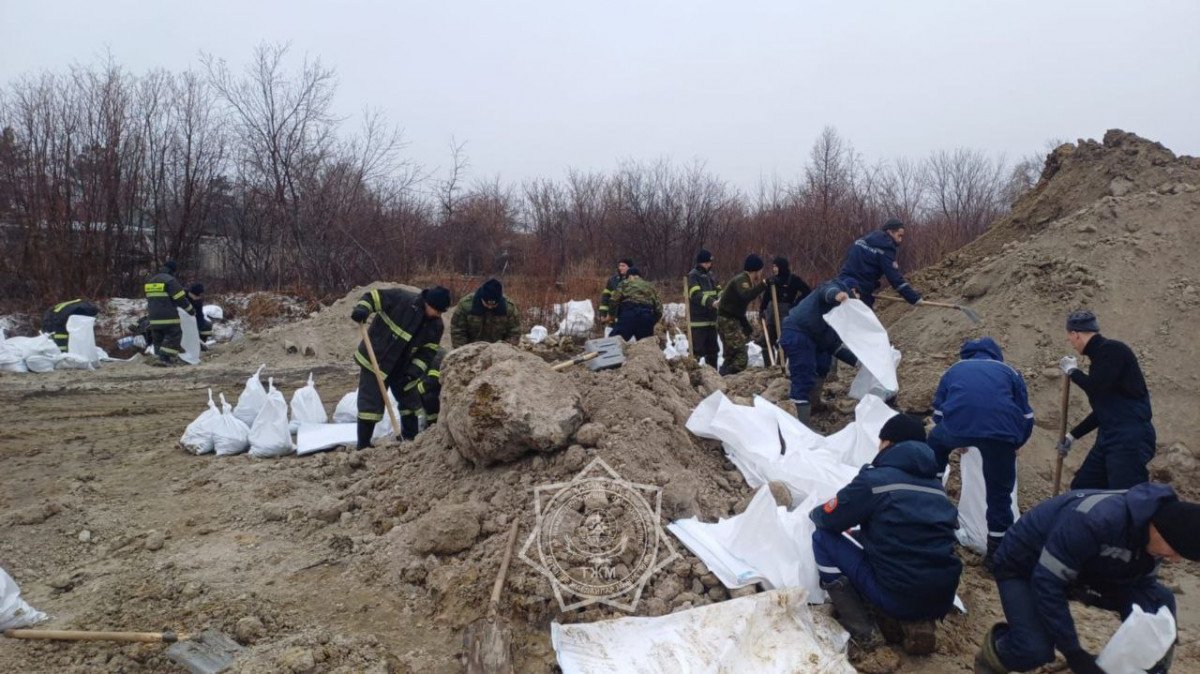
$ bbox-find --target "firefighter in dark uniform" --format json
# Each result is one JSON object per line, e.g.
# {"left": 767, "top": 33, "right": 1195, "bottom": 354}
{"left": 598, "top": 257, "right": 632, "bottom": 325}
{"left": 41, "top": 299, "right": 100, "bottom": 352}
{"left": 687, "top": 249, "right": 721, "bottom": 367}
{"left": 715, "top": 254, "right": 767, "bottom": 375}
{"left": 350, "top": 285, "right": 450, "bottom": 449}
{"left": 187, "top": 283, "right": 214, "bottom": 346}
{"left": 398, "top": 347, "right": 445, "bottom": 440}
{"left": 144, "top": 260, "right": 193, "bottom": 366}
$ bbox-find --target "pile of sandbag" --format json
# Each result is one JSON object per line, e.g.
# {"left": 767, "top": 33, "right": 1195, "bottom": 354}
{"left": 179, "top": 365, "right": 331, "bottom": 459}
{"left": 0, "top": 567, "right": 46, "bottom": 630}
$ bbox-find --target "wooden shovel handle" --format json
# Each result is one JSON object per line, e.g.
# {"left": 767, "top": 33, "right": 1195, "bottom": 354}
{"left": 876, "top": 295, "right": 957, "bottom": 310}
{"left": 551, "top": 351, "right": 599, "bottom": 371}
{"left": 4, "top": 629, "right": 183, "bottom": 643}
{"left": 489, "top": 520, "right": 521, "bottom": 612}
{"left": 359, "top": 322, "right": 402, "bottom": 436}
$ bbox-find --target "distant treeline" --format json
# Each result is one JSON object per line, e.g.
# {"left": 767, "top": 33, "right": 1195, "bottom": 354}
{"left": 0, "top": 44, "right": 1045, "bottom": 305}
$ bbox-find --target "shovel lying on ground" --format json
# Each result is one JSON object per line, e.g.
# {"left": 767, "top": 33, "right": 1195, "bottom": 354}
{"left": 550, "top": 337, "right": 626, "bottom": 372}
{"left": 4, "top": 629, "right": 242, "bottom": 673}
{"left": 875, "top": 294, "right": 982, "bottom": 324}
{"left": 463, "top": 520, "right": 520, "bottom": 674}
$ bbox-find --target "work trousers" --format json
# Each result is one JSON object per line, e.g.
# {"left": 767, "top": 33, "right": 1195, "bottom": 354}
{"left": 1070, "top": 423, "right": 1156, "bottom": 490}
{"left": 611, "top": 304, "right": 656, "bottom": 341}
{"left": 779, "top": 328, "right": 856, "bottom": 402}
{"left": 150, "top": 324, "right": 183, "bottom": 356}
{"left": 690, "top": 326, "right": 720, "bottom": 368}
{"left": 812, "top": 529, "right": 919, "bottom": 621}
{"left": 927, "top": 426, "right": 1018, "bottom": 539}
{"left": 716, "top": 316, "right": 749, "bottom": 374}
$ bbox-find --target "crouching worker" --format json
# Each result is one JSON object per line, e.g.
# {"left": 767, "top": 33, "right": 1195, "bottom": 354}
{"left": 609, "top": 268, "right": 662, "bottom": 341}
{"left": 350, "top": 285, "right": 450, "bottom": 450}
{"left": 41, "top": 299, "right": 100, "bottom": 352}
{"left": 779, "top": 278, "right": 861, "bottom": 427}
{"left": 810, "top": 414, "right": 962, "bottom": 655}
{"left": 398, "top": 347, "right": 445, "bottom": 440}
{"left": 974, "top": 483, "right": 1198, "bottom": 674}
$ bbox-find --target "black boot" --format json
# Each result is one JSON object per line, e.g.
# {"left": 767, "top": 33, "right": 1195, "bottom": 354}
{"left": 973, "top": 623, "right": 1008, "bottom": 673}
{"left": 900, "top": 619, "right": 937, "bottom": 655}
{"left": 793, "top": 401, "right": 813, "bottom": 428}
{"left": 400, "top": 415, "right": 418, "bottom": 441}
{"left": 356, "top": 420, "right": 376, "bottom": 450}
{"left": 822, "top": 577, "right": 883, "bottom": 650}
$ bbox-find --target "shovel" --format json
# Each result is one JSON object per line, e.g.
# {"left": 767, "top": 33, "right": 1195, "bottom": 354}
{"left": 875, "top": 295, "right": 982, "bottom": 324}
{"left": 5, "top": 629, "right": 242, "bottom": 673}
{"left": 550, "top": 337, "right": 626, "bottom": 372}
{"left": 359, "top": 322, "right": 403, "bottom": 439}
{"left": 1053, "top": 373, "right": 1072, "bottom": 495}
{"left": 463, "top": 520, "right": 520, "bottom": 674}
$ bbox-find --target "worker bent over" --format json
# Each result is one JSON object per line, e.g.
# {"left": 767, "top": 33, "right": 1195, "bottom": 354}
{"left": 975, "top": 483, "right": 1198, "bottom": 674}
{"left": 397, "top": 347, "right": 445, "bottom": 441}
{"left": 779, "top": 278, "right": 860, "bottom": 427}
{"left": 929, "top": 337, "right": 1034, "bottom": 567}
{"left": 609, "top": 268, "right": 662, "bottom": 341}
{"left": 144, "top": 260, "right": 193, "bottom": 366}
{"left": 715, "top": 254, "right": 766, "bottom": 375}
{"left": 350, "top": 285, "right": 449, "bottom": 449}
{"left": 838, "top": 218, "right": 921, "bottom": 308}
{"left": 450, "top": 278, "right": 520, "bottom": 348}
{"left": 41, "top": 299, "right": 99, "bottom": 352}
{"left": 810, "top": 415, "right": 962, "bottom": 655}
{"left": 1057, "top": 310, "right": 1156, "bottom": 490}
{"left": 687, "top": 249, "right": 721, "bottom": 367}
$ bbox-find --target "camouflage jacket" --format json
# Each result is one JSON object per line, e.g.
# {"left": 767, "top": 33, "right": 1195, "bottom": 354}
{"left": 611, "top": 277, "right": 663, "bottom": 322}
{"left": 450, "top": 293, "right": 520, "bottom": 348}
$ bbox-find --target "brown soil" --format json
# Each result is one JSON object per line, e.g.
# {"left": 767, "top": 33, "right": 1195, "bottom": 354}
{"left": 2, "top": 130, "right": 1199, "bottom": 673}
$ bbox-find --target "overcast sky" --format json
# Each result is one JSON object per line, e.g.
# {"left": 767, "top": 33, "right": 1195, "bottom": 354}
{"left": 2, "top": 0, "right": 1197, "bottom": 190}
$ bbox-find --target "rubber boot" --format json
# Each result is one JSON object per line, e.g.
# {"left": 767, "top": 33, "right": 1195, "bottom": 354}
{"left": 793, "top": 401, "right": 813, "bottom": 428}
{"left": 356, "top": 420, "right": 376, "bottom": 450}
{"left": 900, "top": 619, "right": 937, "bottom": 655}
{"left": 400, "top": 414, "right": 418, "bottom": 441}
{"left": 973, "top": 623, "right": 1008, "bottom": 674}
{"left": 822, "top": 577, "right": 883, "bottom": 651}
{"left": 808, "top": 381, "right": 826, "bottom": 412}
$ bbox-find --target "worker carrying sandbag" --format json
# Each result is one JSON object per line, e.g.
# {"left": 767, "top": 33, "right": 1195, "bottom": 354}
{"left": 41, "top": 299, "right": 99, "bottom": 352}
{"left": 609, "top": 268, "right": 662, "bottom": 341}
{"left": 837, "top": 218, "right": 921, "bottom": 308}
{"left": 809, "top": 415, "right": 962, "bottom": 656}
{"left": 450, "top": 278, "right": 520, "bottom": 348}
{"left": 350, "top": 286, "right": 450, "bottom": 450}
{"left": 974, "top": 483, "right": 1199, "bottom": 674}
{"left": 398, "top": 347, "right": 445, "bottom": 440}
{"left": 143, "top": 259, "right": 193, "bottom": 366}
{"left": 779, "top": 278, "right": 861, "bottom": 427}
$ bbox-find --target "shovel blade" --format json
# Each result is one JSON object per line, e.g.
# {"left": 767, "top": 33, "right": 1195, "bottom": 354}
{"left": 582, "top": 337, "right": 626, "bottom": 371}
{"left": 958, "top": 306, "right": 982, "bottom": 325}
{"left": 166, "top": 630, "right": 243, "bottom": 674}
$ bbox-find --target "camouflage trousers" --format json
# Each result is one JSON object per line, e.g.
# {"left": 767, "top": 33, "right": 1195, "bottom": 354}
{"left": 716, "top": 316, "right": 749, "bottom": 375}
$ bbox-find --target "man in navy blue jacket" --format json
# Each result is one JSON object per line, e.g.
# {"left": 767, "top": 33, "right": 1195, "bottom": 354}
{"left": 810, "top": 414, "right": 962, "bottom": 655}
{"left": 1057, "top": 310, "right": 1156, "bottom": 489}
{"left": 975, "top": 483, "right": 1200, "bottom": 674}
{"left": 929, "top": 337, "right": 1034, "bottom": 567}
{"left": 779, "top": 278, "right": 861, "bottom": 427}
{"left": 837, "top": 218, "right": 922, "bottom": 307}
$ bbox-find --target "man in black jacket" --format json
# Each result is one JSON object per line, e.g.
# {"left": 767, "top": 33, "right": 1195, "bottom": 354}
{"left": 350, "top": 285, "right": 450, "bottom": 449}
{"left": 144, "top": 260, "right": 193, "bottom": 366}
{"left": 598, "top": 258, "right": 632, "bottom": 324}
{"left": 759, "top": 256, "right": 810, "bottom": 347}
{"left": 1056, "top": 310, "right": 1156, "bottom": 489}
{"left": 187, "top": 283, "right": 214, "bottom": 346}
{"left": 686, "top": 249, "right": 721, "bottom": 367}
{"left": 41, "top": 299, "right": 100, "bottom": 352}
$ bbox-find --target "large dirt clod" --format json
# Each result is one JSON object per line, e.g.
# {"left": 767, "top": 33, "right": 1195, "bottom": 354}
{"left": 441, "top": 342, "right": 584, "bottom": 466}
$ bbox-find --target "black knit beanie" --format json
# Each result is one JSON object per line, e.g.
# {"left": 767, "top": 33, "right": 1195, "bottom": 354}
{"left": 1154, "top": 500, "right": 1200, "bottom": 561}
{"left": 878, "top": 414, "right": 926, "bottom": 445}
{"left": 882, "top": 218, "right": 905, "bottom": 232}
{"left": 696, "top": 249, "right": 713, "bottom": 264}
{"left": 423, "top": 286, "right": 452, "bottom": 312}
{"left": 1066, "top": 310, "right": 1100, "bottom": 333}
{"left": 743, "top": 254, "right": 764, "bottom": 272}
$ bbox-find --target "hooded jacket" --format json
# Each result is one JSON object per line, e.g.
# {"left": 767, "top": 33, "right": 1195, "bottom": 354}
{"left": 449, "top": 288, "right": 520, "bottom": 348}
{"left": 353, "top": 287, "right": 444, "bottom": 382}
{"left": 932, "top": 337, "right": 1034, "bottom": 445}
{"left": 991, "top": 483, "right": 1178, "bottom": 656}
{"left": 144, "top": 266, "right": 193, "bottom": 325}
{"left": 687, "top": 266, "right": 721, "bottom": 327}
{"left": 759, "top": 258, "right": 811, "bottom": 315}
{"left": 781, "top": 279, "right": 853, "bottom": 353}
{"left": 41, "top": 299, "right": 100, "bottom": 352}
{"left": 838, "top": 230, "right": 920, "bottom": 305}
{"left": 810, "top": 440, "right": 962, "bottom": 619}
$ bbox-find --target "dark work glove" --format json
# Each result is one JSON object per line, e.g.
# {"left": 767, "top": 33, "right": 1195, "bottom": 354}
{"left": 1064, "top": 649, "right": 1103, "bottom": 674}
{"left": 351, "top": 306, "right": 369, "bottom": 323}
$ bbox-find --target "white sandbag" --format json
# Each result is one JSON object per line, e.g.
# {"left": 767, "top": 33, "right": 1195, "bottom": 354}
{"left": 0, "top": 331, "right": 28, "bottom": 373}
{"left": 662, "top": 302, "right": 686, "bottom": 327}
{"left": 213, "top": 393, "right": 251, "bottom": 456}
{"left": 673, "top": 331, "right": 689, "bottom": 357}
{"left": 332, "top": 388, "right": 400, "bottom": 438}
{"left": 824, "top": 299, "right": 898, "bottom": 397}
{"left": 1097, "top": 605, "right": 1176, "bottom": 674}
{"left": 203, "top": 304, "right": 224, "bottom": 321}
{"left": 289, "top": 373, "right": 328, "bottom": 434}
{"left": 180, "top": 389, "right": 220, "bottom": 455}
{"left": 54, "top": 352, "right": 95, "bottom": 371}
{"left": 950, "top": 447, "right": 1021, "bottom": 555}
{"left": 249, "top": 379, "right": 294, "bottom": 458}
{"left": 747, "top": 342, "right": 764, "bottom": 368}
{"left": 849, "top": 347, "right": 901, "bottom": 401}
{"left": 297, "top": 422, "right": 358, "bottom": 456}
{"left": 22, "top": 334, "right": 64, "bottom": 372}
{"left": 66, "top": 314, "right": 99, "bottom": 365}
{"left": 555, "top": 300, "right": 595, "bottom": 337}
{"left": 551, "top": 587, "right": 853, "bottom": 674}
{"left": 232, "top": 364, "right": 267, "bottom": 427}
{"left": 0, "top": 567, "right": 48, "bottom": 630}
{"left": 178, "top": 306, "right": 201, "bottom": 365}
{"left": 526, "top": 325, "right": 548, "bottom": 344}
